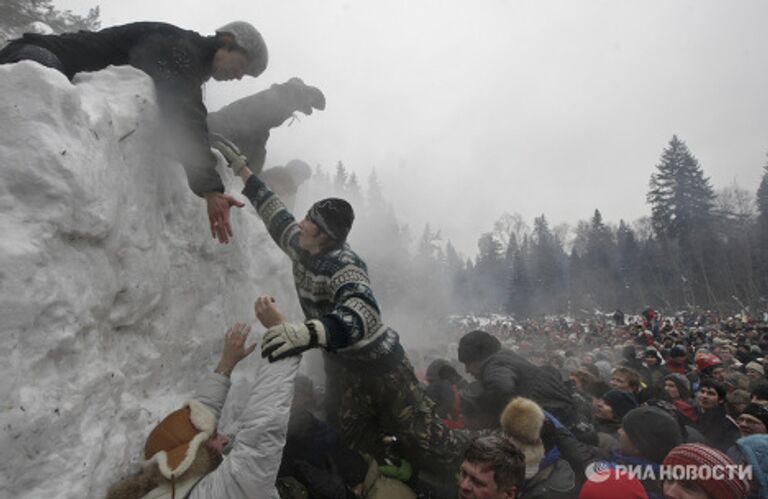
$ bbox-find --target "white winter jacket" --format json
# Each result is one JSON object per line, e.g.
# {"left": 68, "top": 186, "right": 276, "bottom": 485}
{"left": 142, "top": 356, "right": 299, "bottom": 499}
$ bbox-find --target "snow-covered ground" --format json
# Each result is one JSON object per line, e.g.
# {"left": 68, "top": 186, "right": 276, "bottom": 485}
{"left": 0, "top": 62, "right": 300, "bottom": 498}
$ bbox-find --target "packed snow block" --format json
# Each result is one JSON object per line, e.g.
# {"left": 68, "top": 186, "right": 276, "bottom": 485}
{"left": 0, "top": 63, "right": 297, "bottom": 499}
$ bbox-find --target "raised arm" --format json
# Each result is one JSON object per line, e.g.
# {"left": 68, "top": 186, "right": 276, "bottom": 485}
{"left": 212, "top": 137, "right": 304, "bottom": 260}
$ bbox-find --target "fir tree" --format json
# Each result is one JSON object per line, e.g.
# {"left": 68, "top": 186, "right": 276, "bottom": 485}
{"left": 647, "top": 135, "right": 716, "bottom": 239}
{"left": 1, "top": 0, "right": 100, "bottom": 42}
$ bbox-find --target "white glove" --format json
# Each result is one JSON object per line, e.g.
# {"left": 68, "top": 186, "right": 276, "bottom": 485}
{"left": 210, "top": 133, "right": 248, "bottom": 175}
{"left": 261, "top": 319, "right": 327, "bottom": 361}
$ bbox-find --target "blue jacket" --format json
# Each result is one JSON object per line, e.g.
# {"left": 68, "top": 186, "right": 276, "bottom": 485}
{"left": 737, "top": 434, "right": 768, "bottom": 498}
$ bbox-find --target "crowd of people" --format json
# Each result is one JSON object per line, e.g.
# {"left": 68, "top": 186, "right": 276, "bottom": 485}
{"left": 4, "top": 17, "right": 768, "bottom": 499}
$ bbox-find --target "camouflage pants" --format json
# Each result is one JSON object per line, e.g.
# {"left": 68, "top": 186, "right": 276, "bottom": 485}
{"left": 334, "top": 355, "right": 471, "bottom": 475}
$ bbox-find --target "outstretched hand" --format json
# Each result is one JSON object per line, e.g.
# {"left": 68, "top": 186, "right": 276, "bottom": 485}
{"left": 215, "top": 323, "right": 258, "bottom": 377}
{"left": 254, "top": 296, "right": 286, "bottom": 328}
{"left": 205, "top": 192, "right": 245, "bottom": 244}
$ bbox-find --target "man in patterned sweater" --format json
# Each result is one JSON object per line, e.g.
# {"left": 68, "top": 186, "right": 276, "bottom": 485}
{"left": 212, "top": 139, "right": 468, "bottom": 475}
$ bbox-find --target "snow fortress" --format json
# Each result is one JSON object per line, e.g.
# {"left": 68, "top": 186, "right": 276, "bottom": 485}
{"left": 0, "top": 62, "right": 297, "bottom": 499}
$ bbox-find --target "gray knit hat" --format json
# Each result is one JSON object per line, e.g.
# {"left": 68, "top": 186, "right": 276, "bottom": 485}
{"left": 216, "top": 21, "right": 268, "bottom": 77}
{"left": 622, "top": 406, "right": 682, "bottom": 464}
{"left": 664, "top": 373, "right": 692, "bottom": 400}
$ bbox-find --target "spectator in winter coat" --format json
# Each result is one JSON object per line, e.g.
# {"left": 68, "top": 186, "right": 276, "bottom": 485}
{"left": 666, "top": 346, "right": 690, "bottom": 376}
{"left": 105, "top": 323, "right": 299, "bottom": 499}
{"left": 610, "top": 366, "right": 647, "bottom": 402}
{"left": 735, "top": 403, "right": 768, "bottom": 439}
{"left": 213, "top": 144, "right": 469, "bottom": 477}
{"left": 695, "top": 378, "right": 740, "bottom": 452}
{"left": 0, "top": 21, "right": 268, "bottom": 244}
{"left": 499, "top": 397, "right": 577, "bottom": 499}
{"left": 555, "top": 406, "right": 683, "bottom": 498}
{"left": 664, "top": 373, "right": 697, "bottom": 422}
{"left": 457, "top": 435, "right": 526, "bottom": 499}
{"left": 594, "top": 390, "right": 638, "bottom": 450}
{"left": 457, "top": 330, "right": 578, "bottom": 429}
{"left": 643, "top": 348, "right": 668, "bottom": 399}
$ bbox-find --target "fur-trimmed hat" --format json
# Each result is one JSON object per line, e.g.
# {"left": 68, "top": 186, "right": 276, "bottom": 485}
{"left": 500, "top": 397, "right": 545, "bottom": 479}
{"left": 144, "top": 400, "right": 217, "bottom": 480}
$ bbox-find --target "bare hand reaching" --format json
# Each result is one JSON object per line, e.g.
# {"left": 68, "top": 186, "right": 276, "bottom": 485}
{"left": 215, "top": 323, "right": 257, "bottom": 377}
{"left": 255, "top": 296, "right": 287, "bottom": 328}
{"left": 205, "top": 192, "right": 245, "bottom": 244}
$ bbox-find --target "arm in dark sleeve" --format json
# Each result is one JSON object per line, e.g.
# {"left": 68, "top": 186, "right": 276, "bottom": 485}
{"left": 129, "top": 34, "right": 224, "bottom": 196}
{"left": 241, "top": 174, "right": 302, "bottom": 260}
{"left": 317, "top": 264, "right": 383, "bottom": 351}
{"left": 482, "top": 358, "right": 518, "bottom": 401}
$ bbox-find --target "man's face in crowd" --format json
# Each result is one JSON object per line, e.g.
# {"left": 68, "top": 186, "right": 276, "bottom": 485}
{"left": 752, "top": 395, "right": 768, "bottom": 406}
{"left": 644, "top": 354, "right": 659, "bottom": 366}
{"left": 297, "top": 216, "right": 330, "bottom": 254}
{"left": 737, "top": 413, "right": 767, "bottom": 437}
{"left": 711, "top": 366, "right": 726, "bottom": 382}
{"left": 664, "top": 380, "right": 681, "bottom": 400}
{"left": 663, "top": 479, "right": 710, "bottom": 499}
{"left": 697, "top": 387, "right": 720, "bottom": 410}
{"left": 211, "top": 48, "right": 249, "bottom": 81}
{"left": 610, "top": 374, "right": 631, "bottom": 391}
{"left": 594, "top": 398, "right": 616, "bottom": 421}
{"left": 457, "top": 460, "right": 516, "bottom": 499}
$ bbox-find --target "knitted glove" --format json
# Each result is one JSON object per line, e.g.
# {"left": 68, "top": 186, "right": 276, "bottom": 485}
{"left": 261, "top": 320, "right": 327, "bottom": 361}
{"left": 210, "top": 133, "right": 248, "bottom": 175}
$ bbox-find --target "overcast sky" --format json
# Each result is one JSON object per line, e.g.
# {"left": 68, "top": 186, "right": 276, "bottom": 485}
{"left": 53, "top": 0, "right": 768, "bottom": 255}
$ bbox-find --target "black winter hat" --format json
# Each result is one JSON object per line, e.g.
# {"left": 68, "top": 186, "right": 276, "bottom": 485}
{"left": 741, "top": 403, "right": 768, "bottom": 429}
{"left": 622, "top": 406, "right": 682, "bottom": 464}
{"left": 602, "top": 390, "right": 638, "bottom": 421}
{"left": 458, "top": 330, "right": 501, "bottom": 364}
{"left": 308, "top": 198, "right": 354, "bottom": 242}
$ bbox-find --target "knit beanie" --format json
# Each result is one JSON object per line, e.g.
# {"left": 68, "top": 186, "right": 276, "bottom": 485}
{"left": 144, "top": 400, "right": 217, "bottom": 480}
{"left": 458, "top": 330, "right": 501, "bottom": 364}
{"left": 578, "top": 470, "right": 648, "bottom": 499}
{"left": 307, "top": 198, "right": 354, "bottom": 242}
{"left": 601, "top": 390, "right": 638, "bottom": 421}
{"left": 500, "top": 397, "right": 545, "bottom": 479}
{"left": 664, "top": 373, "right": 692, "bottom": 400}
{"left": 621, "top": 406, "right": 682, "bottom": 464}
{"left": 741, "top": 403, "right": 768, "bottom": 429}
{"left": 663, "top": 444, "right": 749, "bottom": 499}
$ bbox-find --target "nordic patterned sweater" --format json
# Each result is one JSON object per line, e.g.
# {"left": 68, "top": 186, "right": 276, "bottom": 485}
{"left": 242, "top": 175, "right": 404, "bottom": 370}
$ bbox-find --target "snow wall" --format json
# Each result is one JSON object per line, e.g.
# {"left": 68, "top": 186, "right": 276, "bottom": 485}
{"left": 0, "top": 62, "right": 302, "bottom": 498}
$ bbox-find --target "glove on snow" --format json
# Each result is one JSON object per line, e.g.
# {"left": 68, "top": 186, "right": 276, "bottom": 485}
{"left": 210, "top": 133, "right": 249, "bottom": 175}
{"left": 262, "top": 319, "right": 327, "bottom": 361}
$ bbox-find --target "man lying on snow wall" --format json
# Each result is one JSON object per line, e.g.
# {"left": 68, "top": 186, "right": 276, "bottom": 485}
{"left": 0, "top": 20, "right": 267, "bottom": 244}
